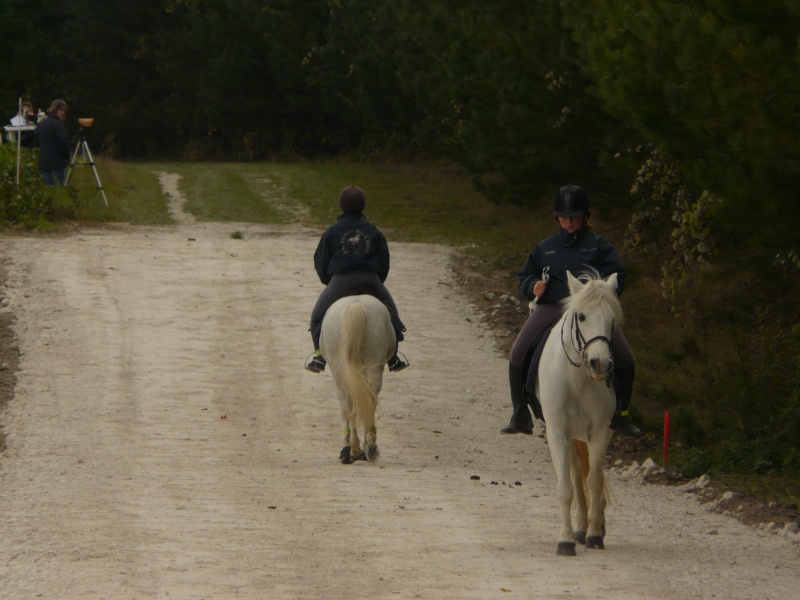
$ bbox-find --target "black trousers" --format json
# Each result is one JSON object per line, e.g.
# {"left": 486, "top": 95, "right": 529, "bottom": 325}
{"left": 309, "top": 271, "right": 404, "bottom": 349}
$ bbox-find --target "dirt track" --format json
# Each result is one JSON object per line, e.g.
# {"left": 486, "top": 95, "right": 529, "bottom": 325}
{"left": 0, "top": 179, "right": 798, "bottom": 599}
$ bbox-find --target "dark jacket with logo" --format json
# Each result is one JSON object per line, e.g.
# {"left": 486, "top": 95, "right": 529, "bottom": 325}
{"left": 36, "top": 115, "right": 70, "bottom": 171}
{"left": 518, "top": 227, "right": 625, "bottom": 304}
{"left": 314, "top": 214, "right": 390, "bottom": 284}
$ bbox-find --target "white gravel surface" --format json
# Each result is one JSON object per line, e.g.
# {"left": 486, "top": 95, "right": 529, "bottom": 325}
{"left": 0, "top": 176, "right": 797, "bottom": 599}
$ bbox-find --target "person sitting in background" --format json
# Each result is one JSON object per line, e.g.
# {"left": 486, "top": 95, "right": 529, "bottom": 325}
{"left": 8, "top": 101, "right": 36, "bottom": 147}
{"left": 35, "top": 99, "right": 71, "bottom": 186}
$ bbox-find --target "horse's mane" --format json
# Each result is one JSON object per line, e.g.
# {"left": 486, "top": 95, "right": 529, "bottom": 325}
{"left": 561, "top": 269, "right": 624, "bottom": 326}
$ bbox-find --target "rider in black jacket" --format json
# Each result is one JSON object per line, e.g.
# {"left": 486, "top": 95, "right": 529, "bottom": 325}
{"left": 305, "top": 185, "right": 408, "bottom": 374}
{"left": 502, "top": 185, "right": 642, "bottom": 437}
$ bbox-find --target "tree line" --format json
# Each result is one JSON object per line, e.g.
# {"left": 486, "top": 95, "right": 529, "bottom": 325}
{"left": 3, "top": 0, "right": 800, "bottom": 478}
{"left": 3, "top": 3, "right": 795, "bottom": 204}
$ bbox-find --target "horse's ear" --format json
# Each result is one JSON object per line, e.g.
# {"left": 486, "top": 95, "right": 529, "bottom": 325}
{"left": 567, "top": 270, "right": 583, "bottom": 295}
{"left": 606, "top": 272, "right": 619, "bottom": 291}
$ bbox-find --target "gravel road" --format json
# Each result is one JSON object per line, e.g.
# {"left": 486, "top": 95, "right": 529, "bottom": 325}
{"left": 0, "top": 177, "right": 797, "bottom": 599}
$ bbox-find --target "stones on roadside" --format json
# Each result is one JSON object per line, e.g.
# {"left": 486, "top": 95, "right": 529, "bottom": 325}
{"left": 619, "top": 457, "right": 664, "bottom": 481}
{"left": 780, "top": 522, "right": 799, "bottom": 538}
{"left": 678, "top": 473, "right": 712, "bottom": 492}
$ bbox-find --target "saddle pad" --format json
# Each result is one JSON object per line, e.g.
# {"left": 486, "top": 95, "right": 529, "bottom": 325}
{"left": 523, "top": 321, "right": 557, "bottom": 421}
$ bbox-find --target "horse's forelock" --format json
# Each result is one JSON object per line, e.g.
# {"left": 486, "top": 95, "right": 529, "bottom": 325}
{"left": 564, "top": 277, "right": 623, "bottom": 325}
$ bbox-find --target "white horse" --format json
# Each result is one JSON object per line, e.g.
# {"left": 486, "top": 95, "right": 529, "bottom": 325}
{"left": 320, "top": 294, "right": 396, "bottom": 464}
{"left": 535, "top": 270, "right": 622, "bottom": 556}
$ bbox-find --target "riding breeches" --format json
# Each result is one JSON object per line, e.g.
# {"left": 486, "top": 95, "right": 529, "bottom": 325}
{"left": 509, "top": 302, "right": 633, "bottom": 370}
{"left": 309, "top": 271, "right": 404, "bottom": 349}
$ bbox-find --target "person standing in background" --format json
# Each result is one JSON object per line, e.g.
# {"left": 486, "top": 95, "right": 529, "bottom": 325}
{"left": 36, "top": 99, "right": 71, "bottom": 186}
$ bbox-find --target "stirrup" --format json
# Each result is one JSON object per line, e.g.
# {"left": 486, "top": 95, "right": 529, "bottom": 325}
{"left": 387, "top": 351, "right": 409, "bottom": 372}
{"left": 304, "top": 354, "right": 326, "bottom": 373}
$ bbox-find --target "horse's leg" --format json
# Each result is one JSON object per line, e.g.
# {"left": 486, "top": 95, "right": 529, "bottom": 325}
{"left": 570, "top": 442, "right": 588, "bottom": 545}
{"left": 337, "top": 387, "right": 359, "bottom": 464}
{"left": 585, "top": 433, "right": 611, "bottom": 549}
{"left": 364, "top": 371, "right": 382, "bottom": 461}
{"left": 349, "top": 423, "right": 363, "bottom": 462}
{"left": 548, "top": 430, "right": 577, "bottom": 556}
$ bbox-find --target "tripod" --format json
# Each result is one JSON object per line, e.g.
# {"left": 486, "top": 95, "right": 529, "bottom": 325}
{"left": 65, "top": 130, "right": 109, "bottom": 207}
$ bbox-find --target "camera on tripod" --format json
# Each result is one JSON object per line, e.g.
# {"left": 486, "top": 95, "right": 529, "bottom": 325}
{"left": 65, "top": 117, "right": 108, "bottom": 207}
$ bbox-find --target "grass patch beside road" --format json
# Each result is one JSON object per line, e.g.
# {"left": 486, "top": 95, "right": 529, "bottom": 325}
{"left": 69, "top": 159, "right": 553, "bottom": 268}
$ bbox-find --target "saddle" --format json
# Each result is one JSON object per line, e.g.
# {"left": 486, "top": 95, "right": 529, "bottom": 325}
{"left": 521, "top": 320, "right": 559, "bottom": 422}
{"left": 334, "top": 282, "right": 406, "bottom": 341}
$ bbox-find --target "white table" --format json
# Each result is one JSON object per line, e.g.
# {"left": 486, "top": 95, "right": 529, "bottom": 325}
{"left": 4, "top": 124, "right": 35, "bottom": 143}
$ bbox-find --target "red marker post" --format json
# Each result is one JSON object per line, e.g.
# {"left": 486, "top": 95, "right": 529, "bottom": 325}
{"left": 663, "top": 411, "right": 670, "bottom": 468}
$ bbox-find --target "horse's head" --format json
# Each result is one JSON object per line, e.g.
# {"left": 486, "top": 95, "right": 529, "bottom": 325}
{"left": 562, "top": 270, "right": 623, "bottom": 382}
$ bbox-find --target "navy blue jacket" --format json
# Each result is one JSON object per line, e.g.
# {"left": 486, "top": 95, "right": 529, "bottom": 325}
{"left": 36, "top": 116, "right": 70, "bottom": 171}
{"left": 518, "top": 227, "right": 625, "bottom": 304}
{"left": 314, "top": 214, "right": 390, "bottom": 284}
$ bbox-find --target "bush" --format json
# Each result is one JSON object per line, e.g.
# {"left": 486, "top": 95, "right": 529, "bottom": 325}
{"left": 0, "top": 144, "right": 78, "bottom": 225}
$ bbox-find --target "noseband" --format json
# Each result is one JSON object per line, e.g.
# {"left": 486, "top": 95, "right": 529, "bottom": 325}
{"left": 561, "top": 310, "right": 615, "bottom": 385}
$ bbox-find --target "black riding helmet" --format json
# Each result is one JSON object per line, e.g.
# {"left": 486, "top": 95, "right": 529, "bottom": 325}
{"left": 553, "top": 184, "right": 589, "bottom": 217}
{"left": 339, "top": 185, "right": 366, "bottom": 214}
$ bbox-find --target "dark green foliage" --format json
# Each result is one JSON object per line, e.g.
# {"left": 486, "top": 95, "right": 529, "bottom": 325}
{"left": 0, "top": 145, "right": 78, "bottom": 225}
{"left": 560, "top": 0, "right": 800, "bottom": 249}
{"left": 1, "top": 146, "right": 44, "bottom": 222}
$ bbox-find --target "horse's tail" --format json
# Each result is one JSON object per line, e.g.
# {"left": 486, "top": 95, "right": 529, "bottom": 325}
{"left": 337, "top": 302, "right": 377, "bottom": 432}
{"left": 573, "top": 440, "right": 612, "bottom": 506}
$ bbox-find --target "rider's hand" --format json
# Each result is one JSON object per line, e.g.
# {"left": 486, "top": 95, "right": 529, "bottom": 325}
{"left": 533, "top": 280, "right": 547, "bottom": 298}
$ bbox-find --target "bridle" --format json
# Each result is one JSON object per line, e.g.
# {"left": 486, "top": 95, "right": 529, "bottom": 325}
{"left": 561, "top": 309, "right": 615, "bottom": 385}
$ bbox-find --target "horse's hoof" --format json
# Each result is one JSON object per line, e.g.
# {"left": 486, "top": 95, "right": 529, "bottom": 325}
{"left": 586, "top": 535, "right": 605, "bottom": 550}
{"left": 366, "top": 444, "right": 380, "bottom": 462}
{"left": 573, "top": 531, "right": 586, "bottom": 545}
{"left": 353, "top": 450, "right": 367, "bottom": 461}
{"left": 339, "top": 446, "right": 353, "bottom": 464}
{"left": 556, "top": 542, "right": 577, "bottom": 556}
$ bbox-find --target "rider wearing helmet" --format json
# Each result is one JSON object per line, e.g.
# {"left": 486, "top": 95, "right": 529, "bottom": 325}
{"left": 501, "top": 184, "right": 642, "bottom": 437}
{"left": 305, "top": 185, "right": 408, "bottom": 373}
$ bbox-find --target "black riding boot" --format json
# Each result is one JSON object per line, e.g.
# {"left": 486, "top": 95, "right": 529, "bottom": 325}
{"left": 501, "top": 364, "right": 533, "bottom": 435}
{"left": 611, "top": 364, "right": 642, "bottom": 437}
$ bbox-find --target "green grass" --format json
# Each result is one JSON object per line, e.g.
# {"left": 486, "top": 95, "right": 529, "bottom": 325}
{"left": 68, "top": 158, "right": 553, "bottom": 271}
{"left": 67, "top": 158, "right": 172, "bottom": 224}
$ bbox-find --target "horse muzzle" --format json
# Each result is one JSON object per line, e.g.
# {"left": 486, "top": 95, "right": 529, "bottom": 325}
{"left": 586, "top": 357, "right": 613, "bottom": 382}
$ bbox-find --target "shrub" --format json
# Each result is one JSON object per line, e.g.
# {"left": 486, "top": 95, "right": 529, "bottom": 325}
{"left": 0, "top": 144, "right": 78, "bottom": 225}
